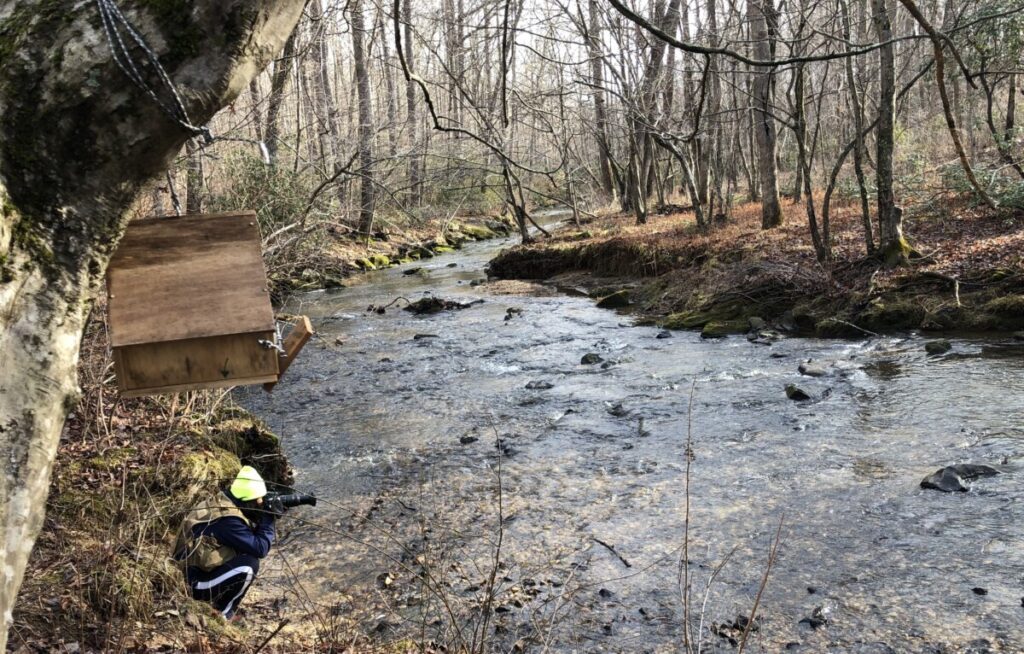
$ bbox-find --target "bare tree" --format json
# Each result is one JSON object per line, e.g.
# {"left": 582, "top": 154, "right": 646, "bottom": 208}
{"left": 351, "top": 0, "right": 377, "bottom": 236}
{"left": 748, "top": 0, "right": 784, "bottom": 228}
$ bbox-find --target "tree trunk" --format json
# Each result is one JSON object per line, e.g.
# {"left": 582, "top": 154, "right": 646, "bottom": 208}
{"left": 185, "top": 139, "right": 204, "bottom": 214}
{"left": 871, "top": 0, "right": 907, "bottom": 264}
{"left": 378, "top": 8, "right": 400, "bottom": 161}
{"left": 309, "top": 0, "right": 347, "bottom": 198}
{"left": 351, "top": 0, "right": 376, "bottom": 236}
{"left": 0, "top": 3, "right": 304, "bottom": 647}
{"left": 249, "top": 78, "right": 265, "bottom": 146}
{"left": 587, "top": 0, "right": 615, "bottom": 198}
{"left": 266, "top": 28, "right": 299, "bottom": 166}
{"left": 403, "top": 0, "right": 421, "bottom": 206}
{"left": 748, "top": 0, "right": 783, "bottom": 228}
{"left": 840, "top": 0, "right": 875, "bottom": 254}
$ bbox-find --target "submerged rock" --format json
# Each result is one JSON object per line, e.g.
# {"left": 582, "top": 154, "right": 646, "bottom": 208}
{"left": 799, "top": 606, "right": 828, "bottom": 630}
{"left": 656, "top": 330, "right": 673, "bottom": 339}
{"left": 925, "top": 339, "right": 952, "bottom": 355}
{"left": 920, "top": 464, "right": 999, "bottom": 492}
{"left": 605, "top": 402, "right": 629, "bottom": 417}
{"left": 402, "top": 266, "right": 424, "bottom": 276}
{"left": 596, "top": 290, "right": 631, "bottom": 309}
{"left": 526, "top": 380, "right": 554, "bottom": 390}
{"left": 785, "top": 384, "right": 812, "bottom": 401}
{"left": 404, "top": 297, "right": 483, "bottom": 314}
{"left": 798, "top": 362, "right": 828, "bottom": 377}
{"left": 581, "top": 353, "right": 604, "bottom": 365}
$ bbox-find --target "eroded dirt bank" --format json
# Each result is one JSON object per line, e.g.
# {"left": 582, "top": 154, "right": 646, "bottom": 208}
{"left": 488, "top": 201, "right": 1024, "bottom": 340}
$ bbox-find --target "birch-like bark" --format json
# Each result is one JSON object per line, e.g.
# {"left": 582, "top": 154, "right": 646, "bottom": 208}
{"left": 0, "top": 3, "right": 304, "bottom": 647}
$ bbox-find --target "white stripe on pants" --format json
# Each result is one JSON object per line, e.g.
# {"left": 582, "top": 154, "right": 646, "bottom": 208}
{"left": 193, "top": 565, "right": 254, "bottom": 617}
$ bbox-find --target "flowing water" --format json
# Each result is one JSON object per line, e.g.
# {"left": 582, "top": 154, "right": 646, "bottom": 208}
{"left": 240, "top": 222, "right": 1024, "bottom": 653}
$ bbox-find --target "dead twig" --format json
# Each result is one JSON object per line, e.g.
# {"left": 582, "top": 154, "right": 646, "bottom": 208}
{"left": 592, "top": 537, "right": 632, "bottom": 569}
{"left": 737, "top": 515, "right": 785, "bottom": 654}
{"left": 253, "top": 618, "right": 290, "bottom": 653}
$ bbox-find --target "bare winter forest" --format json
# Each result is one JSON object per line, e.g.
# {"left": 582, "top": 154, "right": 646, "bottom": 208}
{"left": 2, "top": 0, "right": 1024, "bottom": 651}
{"left": 173, "top": 0, "right": 1024, "bottom": 269}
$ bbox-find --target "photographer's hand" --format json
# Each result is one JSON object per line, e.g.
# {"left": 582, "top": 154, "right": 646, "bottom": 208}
{"left": 266, "top": 496, "right": 285, "bottom": 518}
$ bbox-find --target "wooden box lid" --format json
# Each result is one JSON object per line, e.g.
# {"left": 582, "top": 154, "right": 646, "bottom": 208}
{"left": 107, "top": 211, "right": 275, "bottom": 348}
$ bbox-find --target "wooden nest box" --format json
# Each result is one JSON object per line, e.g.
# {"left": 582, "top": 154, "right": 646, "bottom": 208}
{"left": 107, "top": 211, "right": 311, "bottom": 397}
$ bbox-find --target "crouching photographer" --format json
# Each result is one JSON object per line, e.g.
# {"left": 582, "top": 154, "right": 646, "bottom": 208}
{"left": 172, "top": 466, "right": 315, "bottom": 620}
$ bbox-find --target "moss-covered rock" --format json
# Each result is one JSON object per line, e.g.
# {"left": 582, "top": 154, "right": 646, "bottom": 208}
{"left": 701, "top": 320, "right": 748, "bottom": 338}
{"left": 785, "top": 384, "right": 812, "bottom": 401}
{"left": 596, "top": 290, "right": 631, "bottom": 309}
{"left": 815, "top": 318, "right": 867, "bottom": 339}
{"left": 983, "top": 295, "right": 1024, "bottom": 318}
{"left": 356, "top": 257, "right": 376, "bottom": 270}
{"left": 211, "top": 419, "right": 291, "bottom": 487}
{"left": 664, "top": 304, "right": 743, "bottom": 330}
{"left": 459, "top": 224, "right": 500, "bottom": 240}
{"left": 925, "top": 339, "right": 952, "bottom": 355}
{"left": 858, "top": 299, "right": 925, "bottom": 331}
{"left": 369, "top": 253, "right": 391, "bottom": 268}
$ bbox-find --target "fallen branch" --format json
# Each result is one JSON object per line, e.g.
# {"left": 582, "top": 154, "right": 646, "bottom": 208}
{"left": 737, "top": 515, "right": 784, "bottom": 654}
{"left": 253, "top": 619, "right": 290, "bottom": 653}
{"left": 826, "top": 318, "right": 880, "bottom": 338}
{"left": 592, "top": 537, "right": 632, "bottom": 568}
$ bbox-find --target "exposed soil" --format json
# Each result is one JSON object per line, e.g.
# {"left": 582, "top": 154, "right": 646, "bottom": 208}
{"left": 488, "top": 197, "right": 1024, "bottom": 338}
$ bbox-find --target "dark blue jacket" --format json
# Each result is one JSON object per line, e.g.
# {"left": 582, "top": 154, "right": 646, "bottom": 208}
{"left": 192, "top": 490, "right": 276, "bottom": 559}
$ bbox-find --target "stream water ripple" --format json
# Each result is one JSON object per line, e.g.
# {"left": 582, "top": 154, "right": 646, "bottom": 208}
{"left": 240, "top": 226, "right": 1024, "bottom": 652}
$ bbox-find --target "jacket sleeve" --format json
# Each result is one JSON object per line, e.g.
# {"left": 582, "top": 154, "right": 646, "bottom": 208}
{"left": 197, "top": 514, "right": 276, "bottom": 559}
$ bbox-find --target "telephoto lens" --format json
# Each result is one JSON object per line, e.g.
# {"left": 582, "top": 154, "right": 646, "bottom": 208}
{"left": 266, "top": 492, "right": 317, "bottom": 510}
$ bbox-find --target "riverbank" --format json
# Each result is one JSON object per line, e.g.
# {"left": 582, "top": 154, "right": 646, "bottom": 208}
{"left": 270, "top": 213, "right": 517, "bottom": 298}
{"left": 9, "top": 209, "right": 520, "bottom": 652}
{"left": 9, "top": 306, "right": 320, "bottom": 652}
{"left": 488, "top": 198, "right": 1024, "bottom": 339}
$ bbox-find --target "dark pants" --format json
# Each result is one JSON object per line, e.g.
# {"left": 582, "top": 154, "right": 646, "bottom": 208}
{"left": 186, "top": 554, "right": 260, "bottom": 619}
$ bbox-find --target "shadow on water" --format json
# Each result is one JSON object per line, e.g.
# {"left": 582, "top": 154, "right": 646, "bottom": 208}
{"left": 239, "top": 224, "right": 1024, "bottom": 651}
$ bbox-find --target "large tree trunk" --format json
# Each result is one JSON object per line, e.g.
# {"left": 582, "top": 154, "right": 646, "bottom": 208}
{"left": 587, "top": 0, "right": 615, "bottom": 198}
{"left": 351, "top": 0, "right": 376, "bottom": 236}
{"left": 265, "top": 28, "right": 300, "bottom": 166}
{"left": 748, "top": 0, "right": 783, "bottom": 228}
{"left": 871, "top": 0, "right": 908, "bottom": 264}
{"left": 840, "top": 0, "right": 875, "bottom": 254}
{"left": 0, "top": 2, "right": 304, "bottom": 647}
{"left": 403, "top": 0, "right": 422, "bottom": 206}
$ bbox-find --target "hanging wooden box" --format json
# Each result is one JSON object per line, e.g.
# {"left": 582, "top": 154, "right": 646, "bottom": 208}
{"left": 107, "top": 211, "right": 282, "bottom": 397}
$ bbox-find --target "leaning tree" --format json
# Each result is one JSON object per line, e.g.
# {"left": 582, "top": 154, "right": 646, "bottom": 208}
{"left": 0, "top": 1, "right": 304, "bottom": 645}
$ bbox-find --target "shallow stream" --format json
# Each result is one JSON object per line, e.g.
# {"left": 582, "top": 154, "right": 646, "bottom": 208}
{"left": 240, "top": 222, "right": 1024, "bottom": 652}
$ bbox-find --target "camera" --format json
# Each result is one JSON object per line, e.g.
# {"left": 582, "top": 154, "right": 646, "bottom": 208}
{"left": 264, "top": 491, "right": 317, "bottom": 516}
